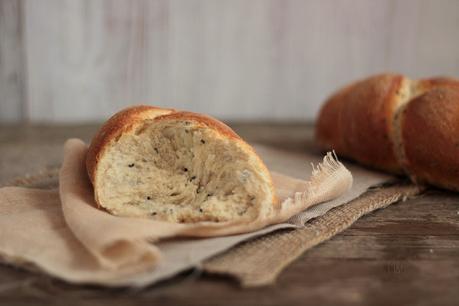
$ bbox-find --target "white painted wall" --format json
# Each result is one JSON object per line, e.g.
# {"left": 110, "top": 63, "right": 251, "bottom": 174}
{"left": 1, "top": 0, "right": 459, "bottom": 123}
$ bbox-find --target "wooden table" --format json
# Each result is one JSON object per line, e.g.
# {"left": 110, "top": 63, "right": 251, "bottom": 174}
{"left": 1, "top": 123, "right": 458, "bottom": 306}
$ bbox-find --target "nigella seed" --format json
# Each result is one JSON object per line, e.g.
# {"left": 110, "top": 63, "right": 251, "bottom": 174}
{"left": 199, "top": 208, "right": 203, "bottom": 213}
{"left": 200, "top": 139, "right": 205, "bottom": 144}
{"left": 147, "top": 196, "right": 151, "bottom": 200}
{"left": 183, "top": 167, "right": 188, "bottom": 172}
{"left": 128, "top": 163, "right": 135, "bottom": 168}
{"left": 151, "top": 212, "right": 157, "bottom": 216}
{"left": 190, "top": 176, "right": 196, "bottom": 181}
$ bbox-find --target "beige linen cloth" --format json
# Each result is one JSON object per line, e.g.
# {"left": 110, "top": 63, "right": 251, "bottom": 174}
{"left": 0, "top": 139, "right": 392, "bottom": 287}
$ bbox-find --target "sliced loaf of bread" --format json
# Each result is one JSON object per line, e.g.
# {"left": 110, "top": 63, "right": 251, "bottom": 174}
{"left": 86, "top": 106, "right": 276, "bottom": 223}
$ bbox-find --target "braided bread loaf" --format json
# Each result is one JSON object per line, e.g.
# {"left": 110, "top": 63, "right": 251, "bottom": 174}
{"left": 316, "top": 73, "right": 459, "bottom": 191}
{"left": 86, "top": 106, "right": 276, "bottom": 223}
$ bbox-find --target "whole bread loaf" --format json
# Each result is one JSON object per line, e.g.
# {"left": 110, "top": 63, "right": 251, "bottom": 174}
{"left": 316, "top": 73, "right": 459, "bottom": 191}
{"left": 86, "top": 106, "right": 276, "bottom": 223}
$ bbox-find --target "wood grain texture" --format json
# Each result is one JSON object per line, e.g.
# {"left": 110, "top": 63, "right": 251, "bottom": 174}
{"left": 203, "top": 183, "right": 423, "bottom": 287}
{"left": 3, "top": 0, "right": 456, "bottom": 123}
{"left": 0, "top": 123, "right": 458, "bottom": 305}
{"left": 0, "top": 0, "right": 25, "bottom": 122}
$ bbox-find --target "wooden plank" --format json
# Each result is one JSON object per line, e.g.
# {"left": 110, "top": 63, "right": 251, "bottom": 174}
{"left": 21, "top": 0, "right": 459, "bottom": 123}
{"left": 386, "top": 0, "right": 459, "bottom": 77}
{"left": 0, "top": 0, "right": 25, "bottom": 123}
{"left": 23, "top": 0, "right": 133, "bottom": 122}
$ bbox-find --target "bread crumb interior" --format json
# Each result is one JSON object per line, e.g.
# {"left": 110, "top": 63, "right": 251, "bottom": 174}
{"left": 96, "top": 119, "right": 268, "bottom": 223}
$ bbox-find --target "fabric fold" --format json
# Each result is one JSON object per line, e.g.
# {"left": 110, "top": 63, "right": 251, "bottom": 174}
{"left": 0, "top": 138, "right": 355, "bottom": 286}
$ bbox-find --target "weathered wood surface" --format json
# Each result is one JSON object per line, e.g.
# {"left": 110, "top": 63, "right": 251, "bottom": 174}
{"left": 3, "top": 0, "right": 459, "bottom": 122}
{"left": 0, "top": 123, "right": 458, "bottom": 306}
{"left": 0, "top": 0, "right": 25, "bottom": 123}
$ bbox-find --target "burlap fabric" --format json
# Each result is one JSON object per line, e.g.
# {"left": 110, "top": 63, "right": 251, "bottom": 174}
{"left": 204, "top": 183, "right": 421, "bottom": 286}
{"left": 0, "top": 143, "right": 422, "bottom": 286}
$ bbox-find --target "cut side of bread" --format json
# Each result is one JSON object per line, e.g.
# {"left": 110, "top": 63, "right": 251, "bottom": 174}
{"left": 86, "top": 106, "right": 275, "bottom": 223}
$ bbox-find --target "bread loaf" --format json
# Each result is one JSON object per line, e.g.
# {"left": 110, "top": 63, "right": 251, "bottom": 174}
{"left": 316, "top": 73, "right": 459, "bottom": 191}
{"left": 86, "top": 106, "right": 276, "bottom": 223}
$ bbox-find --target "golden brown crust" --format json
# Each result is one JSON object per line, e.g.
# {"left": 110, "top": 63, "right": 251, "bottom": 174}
{"left": 316, "top": 73, "right": 459, "bottom": 192}
{"left": 417, "top": 76, "right": 459, "bottom": 92}
{"left": 154, "top": 111, "right": 242, "bottom": 142}
{"left": 86, "top": 105, "right": 277, "bottom": 210}
{"left": 316, "top": 73, "right": 406, "bottom": 173}
{"left": 315, "top": 83, "right": 352, "bottom": 160}
{"left": 401, "top": 87, "right": 459, "bottom": 191}
{"left": 86, "top": 105, "right": 175, "bottom": 185}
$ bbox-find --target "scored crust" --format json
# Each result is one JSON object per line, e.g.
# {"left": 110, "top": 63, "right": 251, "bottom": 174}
{"left": 400, "top": 86, "right": 459, "bottom": 191}
{"left": 316, "top": 73, "right": 459, "bottom": 191}
{"left": 316, "top": 73, "right": 408, "bottom": 173}
{"left": 391, "top": 77, "right": 459, "bottom": 181}
{"left": 86, "top": 105, "right": 277, "bottom": 220}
